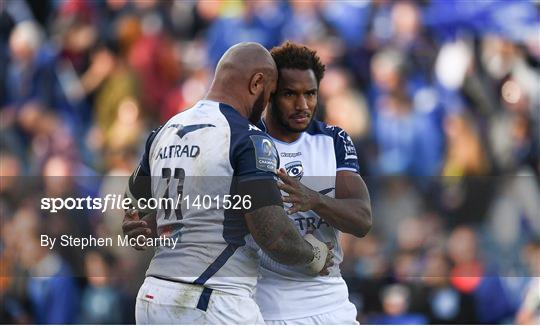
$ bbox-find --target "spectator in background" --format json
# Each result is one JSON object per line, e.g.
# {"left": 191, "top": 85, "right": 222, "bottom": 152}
{"left": 18, "top": 230, "right": 80, "bottom": 324}
{"left": 50, "top": 0, "right": 97, "bottom": 114}
{"left": 24, "top": 110, "right": 80, "bottom": 174}
{"left": 369, "top": 48, "right": 443, "bottom": 176}
{"left": 489, "top": 76, "right": 539, "bottom": 175}
{"left": 41, "top": 154, "right": 99, "bottom": 264}
{"left": 126, "top": 11, "right": 181, "bottom": 121}
{"left": 371, "top": 177, "right": 423, "bottom": 242}
{"left": 485, "top": 156, "right": 540, "bottom": 276}
{"left": 4, "top": 21, "right": 50, "bottom": 110}
{"left": 367, "top": 284, "right": 427, "bottom": 324}
{"left": 79, "top": 250, "right": 122, "bottom": 324}
{"left": 159, "top": 62, "right": 211, "bottom": 122}
{"left": 447, "top": 226, "right": 515, "bottom": 323}
{"left": 0, "top": 204, "right": 32, "bottom": 324}
{"left": 422, "top": 248, "right": 476, "bottom": 323}
{"left": 373, "top": 91, "right": 413, "bottom": 175}
{"left": 2, "top": 21, "right": 53, "bottom": 160}
{"left": 341, "top": 233, "right": 386, "bottom": 280}
{"left": 102, "top": 97, "right": 144, "bottom": 157}
{"left": 94, "top": 0, "right": 131, "bottom": 38}
{"left": 341, "top": 233, "right": 388, "bottom": 320}
{"left": 439, "top": 113, "right": 494, "bottom": 227}
{"left": 387, "top": 0, "right": 436, "bottom": 85}
{"left": 447, "top": 226, "right": 485, "bottom": 295}
{"left": 0, "top": 151, "right": 24, "bottom": 207}
{"left": 442, "top": 112, "right": 490, "bottom": 176}
{"left": 86, "top": 40, "right": 139, "bottom": 157}
{"left": 206, "top": 1, "right": 284, "bottom": 67}
{"left": 368, "top": 48, "right": 404, "bottom": 107}
{"left": 321, "top": 68, "right": 369, "bottom": 138}
{"left": 0, "top": 268, "right": 31, "bottom": 324}
{"left": 5, "top": 19, "right": 88, "bottom": 136}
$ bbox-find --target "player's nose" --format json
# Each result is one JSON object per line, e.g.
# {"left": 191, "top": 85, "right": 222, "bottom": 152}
{"left": 295, "top": 95, "right": 309, "bottom": 111}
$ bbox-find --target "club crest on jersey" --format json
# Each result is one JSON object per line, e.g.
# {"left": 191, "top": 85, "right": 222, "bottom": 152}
{"left": 285, "top": 161, "right": 304, "bottom": 180}
{"left": 250, "top": 135, "right": 278, "bottom": 172}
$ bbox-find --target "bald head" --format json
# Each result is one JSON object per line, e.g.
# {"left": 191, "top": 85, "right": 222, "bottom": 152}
{"left": 215, "top": 42, "right": 277, "bottom": 80}
{"left": 207, "top": 42, "right": 277, "bottom": 123}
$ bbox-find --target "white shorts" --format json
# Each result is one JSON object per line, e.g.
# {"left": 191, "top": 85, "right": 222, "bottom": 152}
{"left": 264, "top": 300, "right": 359, "bottom": 325}
{"left": 135, "top": 276, "right": 264, "bottom": 325}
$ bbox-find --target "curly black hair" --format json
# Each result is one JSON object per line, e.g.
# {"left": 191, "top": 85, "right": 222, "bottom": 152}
{"left": 270, "top": 41, "right": 326, "bottom": 84}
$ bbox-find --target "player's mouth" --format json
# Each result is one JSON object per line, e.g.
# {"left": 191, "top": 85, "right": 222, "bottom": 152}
{"left": 291, "top": 113, "right": 310, "bottom": 124}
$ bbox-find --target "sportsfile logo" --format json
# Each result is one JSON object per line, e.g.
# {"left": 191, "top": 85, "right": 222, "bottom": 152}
{"left": 40, "top": 194, "right": 252, "bottom": 213}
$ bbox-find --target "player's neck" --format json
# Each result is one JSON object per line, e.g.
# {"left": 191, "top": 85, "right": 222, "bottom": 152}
{"left": 204, "top": 92, "right": 248, "bottom": 120}
{"left": 263, "top": 115, "right": 302, "bottom": 143}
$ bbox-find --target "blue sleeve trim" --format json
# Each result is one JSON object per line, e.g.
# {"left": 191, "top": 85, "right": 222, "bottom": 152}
{"left": 333, "top": 127, "right": 361, "bottom": 174}
{"left": 139, "top": 125, "right": 163, "bottom": 176}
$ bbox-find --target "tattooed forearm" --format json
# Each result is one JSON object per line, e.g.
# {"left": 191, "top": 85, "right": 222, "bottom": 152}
{"left": 245, "top": 205, "right": 313, "bottom": 266}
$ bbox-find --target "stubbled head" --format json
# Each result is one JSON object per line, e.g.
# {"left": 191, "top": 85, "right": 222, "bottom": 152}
{"left": 213, "top": 42, "right": 277, "bottom": 123}
{"left": 269, "top": 41, "right": 326, "bottom": 133}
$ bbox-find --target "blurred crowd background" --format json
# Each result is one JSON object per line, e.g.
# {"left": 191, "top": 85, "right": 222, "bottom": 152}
{"left": 1, "top": 0, "right": 539, "bottom": 324}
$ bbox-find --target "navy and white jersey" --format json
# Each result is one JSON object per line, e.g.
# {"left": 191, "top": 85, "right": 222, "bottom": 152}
{"left": 129, "top": 100, "right": 279, "bottom": 297}
{"left": 254, "top": 118, "right": 360, "bottom": 320}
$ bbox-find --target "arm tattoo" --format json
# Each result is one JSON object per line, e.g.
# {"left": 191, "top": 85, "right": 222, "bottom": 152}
{"left": 245, "top": 205, "right": 313, "bottom": 266}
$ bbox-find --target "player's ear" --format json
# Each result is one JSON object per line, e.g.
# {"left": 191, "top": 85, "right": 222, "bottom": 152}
{"left": 249, "top": 72, "right": 264, "bottom": 95}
